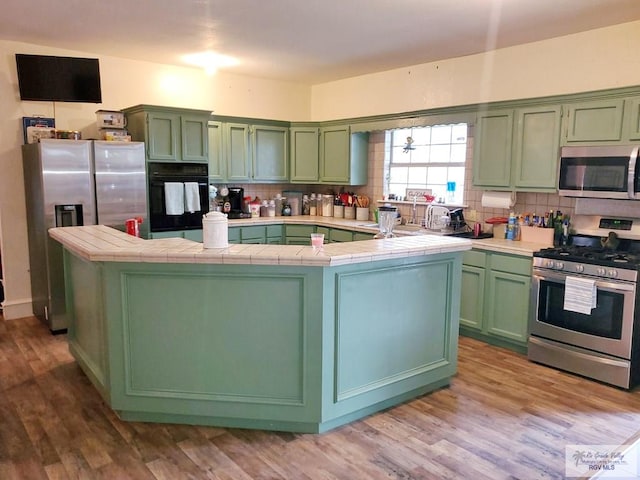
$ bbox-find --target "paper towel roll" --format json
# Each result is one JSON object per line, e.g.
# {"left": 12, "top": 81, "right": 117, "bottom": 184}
{"left": 481, "top": 191, "right": 516, "bottom": 209}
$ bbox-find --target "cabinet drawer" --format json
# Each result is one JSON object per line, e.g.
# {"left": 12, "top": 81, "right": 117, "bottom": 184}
{"left": 489, "top": 253, "right": 531, "bottom": 276}
{"left": 241, "top": 226, "right": 266, "bottom": 240}
{"left": 330, "top": 229, "right": 353, "bottom": 243}
{"left": 463, "top": 250, "right": 486, "bottom": 268}
{"left": 285, "top": 225, "right": 316, "bottom": 237}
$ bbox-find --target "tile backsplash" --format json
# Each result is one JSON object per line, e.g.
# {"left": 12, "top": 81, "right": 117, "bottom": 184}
{"left": 225, "top": 126, "right": 575, "bottom": 227}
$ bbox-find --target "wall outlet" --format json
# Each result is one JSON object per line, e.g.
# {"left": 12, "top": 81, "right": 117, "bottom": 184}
{"left": 466, "top": 209, "right": 477, "bottom": 221}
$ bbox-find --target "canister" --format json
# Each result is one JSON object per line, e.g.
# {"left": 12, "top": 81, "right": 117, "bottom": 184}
{"left": 202, "top": 211, "right": 228, "bottom": 248}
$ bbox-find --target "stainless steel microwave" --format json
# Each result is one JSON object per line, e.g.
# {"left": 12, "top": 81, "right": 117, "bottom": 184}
{"left": 558, "top": 145, "right": 639, "bottom": 199}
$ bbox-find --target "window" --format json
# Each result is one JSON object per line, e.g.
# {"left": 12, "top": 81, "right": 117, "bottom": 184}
{"left": 387, "top": 124, "right": 467, "bottom": 203}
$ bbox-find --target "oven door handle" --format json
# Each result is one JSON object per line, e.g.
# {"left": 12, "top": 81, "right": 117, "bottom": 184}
{"left": 532, "top": 272, "right": 636, "bottom": 293}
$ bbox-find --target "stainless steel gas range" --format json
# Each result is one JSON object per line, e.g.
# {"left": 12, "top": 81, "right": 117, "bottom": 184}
{"left": 528, "top": 230, "right": 640, "bottom": 389}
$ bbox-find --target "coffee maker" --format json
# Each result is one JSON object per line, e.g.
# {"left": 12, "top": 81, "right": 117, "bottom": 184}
{"left": 227, "top": 187, "right": 246, "bottom": 219}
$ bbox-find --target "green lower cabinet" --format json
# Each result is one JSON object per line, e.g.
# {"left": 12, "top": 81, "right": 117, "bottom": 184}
{"left": 285, "top": 224, "right": 317, "bottom": 245}
{"left": 149, "top": 231, "right": 185, "bottom": 239}
{"left": 329, "top": 229, "right": 353, "bottom": 243}
{"left": 459, "top": 249, "right": 531, "bottom": 353}
{"left": 228, "top": 227, "right": 241, "bottom": 244}
{"left": 266, "top": 225, "right": 283, "bottom": 245}
{"left": 353, "top": 232, "right": 375, "bottom": 241}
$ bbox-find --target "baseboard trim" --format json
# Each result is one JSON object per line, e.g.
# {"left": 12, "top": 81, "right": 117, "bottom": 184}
{"left": 1, "top": 298, "right": 33, "bottom": 320}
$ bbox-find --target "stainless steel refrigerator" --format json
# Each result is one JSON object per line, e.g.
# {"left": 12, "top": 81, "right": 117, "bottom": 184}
{"left": 22, "top": 139, "right": 147, "bottom": 332}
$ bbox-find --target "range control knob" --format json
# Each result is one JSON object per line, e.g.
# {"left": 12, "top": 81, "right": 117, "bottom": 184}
{"left": 608, "top": 269, "right": 618, "bottom": 278}
{"left": 596, "top": 267, "right": 607, "bottom": 276}
{"left": 545, "top": 260, "right": 555, "bottom": 269}
{"left": 575, "top": 264, "right": 584, "bottom": 273}
{"left": 554, "top": 262, "right": 564, "bottom": 270}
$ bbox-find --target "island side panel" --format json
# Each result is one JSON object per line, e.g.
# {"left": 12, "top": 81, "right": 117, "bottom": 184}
{"left": 64, "top": 250, "right": 110, "bottom": 400}
{"left": 318, "top": 253, "right": 462, "bottom": 431}
{"left": 101, "top": 262, "right": 325, "bottom": 432}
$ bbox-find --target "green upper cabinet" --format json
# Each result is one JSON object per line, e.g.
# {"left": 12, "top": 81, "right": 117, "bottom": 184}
{"left": 512, "top": 105, "right": 562, "bottom": 191}
{"left": 473, "top": 106, "right": 561, "bottom": 192}
{"left": 181, "top": 115, "right": 209, "bottom": 162}
{"left": 624, "top": 96, "right": 640, "bottom": 141}
{"left": 146, "top": 111, "right": 180, "bottom": 161}
{"left": 562, "top": 98, "right": 625, "bottom": 144}
{"left": 216, "top": 120, "right": 289, "bottom": 183}
{"left": 290, "top": 126, "right": 320, "bottom": 183}
{"left": 123, "top": 105, "right": 210, "bottom": 164}
{"left": 207, "top": 121, "right": 225, "bottom": 181}
{"left": 319, "top": 125, "right": 368, "bottom": 185}
{"left": 252, "top": 125, "right": 288, "bottom": 182}
{"left": 224, "top": 123, "right": 252, "bottom": 182}
{"left": 472, "top": 110, "right": 513, "bottom": 188}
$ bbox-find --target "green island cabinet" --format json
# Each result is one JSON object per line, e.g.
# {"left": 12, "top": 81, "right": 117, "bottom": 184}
{"left": 123, "top": 105, "right": 210, "bottom": 163}
{"left": 459, "top": 249, "right": 531, "bottom": 353}
{"left": 473, "top": 106, "right": 561, "bottom": 192}
{"left": 209, "top": 118, "right": 289, "bottom": 183}
{"left": 59, "top": 236, "right": 462, "bottom": 433}
{"left": 562, "top": 96, "right": 640, "bottom": 144}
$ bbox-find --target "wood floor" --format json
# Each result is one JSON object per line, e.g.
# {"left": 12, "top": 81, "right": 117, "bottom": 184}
{"left": 2, "top": 314, "right": 640, "bottom": 480}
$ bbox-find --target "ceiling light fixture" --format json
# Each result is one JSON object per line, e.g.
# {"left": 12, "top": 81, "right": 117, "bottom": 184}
{"left": 182, "top": 51, "right": 239, "bottom": 75}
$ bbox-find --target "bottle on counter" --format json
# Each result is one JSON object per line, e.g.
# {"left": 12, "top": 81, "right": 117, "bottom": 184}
{"left": 309, "top": 193, "right": 317, "bottom": 216}
{"left": 282, "top": 203, "right": 292, "bottom": 216}
{"left": 302, "top": 195, "right": 310, "bottom": 215}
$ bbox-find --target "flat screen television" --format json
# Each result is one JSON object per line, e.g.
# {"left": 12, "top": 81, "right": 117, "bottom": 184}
{"left": 15, "top": 54, "right": 102, "bottom": 103}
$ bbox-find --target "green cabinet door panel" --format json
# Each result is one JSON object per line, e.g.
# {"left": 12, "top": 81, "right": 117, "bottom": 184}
{"left": 353, "top": 232, "right": 374, "bottom": 241}
{"left": 225, "top": 123, "right": 252, "bottom": 181}
{"left": 252, "top": 125, "right": 288, "bottom": 182}
{"left": 625, "top": 97, "right": 640, "bottom": 141}
{"left": 319, "top": 126, "right": 351, "bottom": 183}
{"left": 485, "top": 270, "right": 531, "bottom": 344}
{"left": 473, "top": 110, "right": 513, "bottom": 188}
{"left": 512, "top": 105, "right": 562, "bottom": 191}
{"left": 181, "top": 115, "right": 209, "bottom": 162}
{"left": 183, "top": 230, "right": 203, "bottom": 242}
{"left": 564, "top": 99, "right": 625, "bottom": 143}
{"left": 207, "top": 121, "right": 225, "bottom": 181}
{"left": 459, "top": 264, "right": 485, "bottom": 331}
{"left": 459, "top": 249, "right": 530, "bottom": 352}
{"left": 329, "top": 229, "right": 354, "bottom": 243}
{"left": 228, "top": 227, "right": 241, "bottom": 244}
{"left": 290, "top": 127, "right": 320, "bottom": 183}
{"left": 147, "top": 112, "right": 179, "bottom": 161}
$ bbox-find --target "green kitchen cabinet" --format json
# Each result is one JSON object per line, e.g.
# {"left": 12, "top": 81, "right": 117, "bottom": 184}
{"left": 228, "top": 227, "right": 241, "bottom": 244}
{"left": 266, "top": 225, "right": 284, "bottom": 244}
{"left": 252, "top": 125, "right": 288, "bottom": 182}
{"left": 285, "top": 224, "right": 316, "bottom": 245}
{"left": 473, "top": 106, "right": 561, "bottom": 192}
{"left": 319, "top": 126, "right": 368, "bottom": 185}
{"left": 562, "top": 98, "right": 625, "bottom": 144}
{"left": 329, "top": 229, "right": 354, "bottom": 243}
{"left": 624, "top": 96, "right": 640, "bottom": 141}
{"left": 183, "top": 230, "right": 203, "bottom": 242}
{"left": 219, "top": 121, "right": 288, "bottom": 183}
{"left": 225, "top": 123, "right": 252, "bottom": 182}
{"left": 472, "top": 110, "right": 513, "bottom": 188}
{"left": 459, "top": 249, "right": 531, "bottom": 352}
{"left": 123, "top": 105, "right": 210, "bottom": 163}
{"left": 512, "top": 105, "right": 562, "bottom": 191}
{"left": 290, "top": 126, "right": 320, "bottom": 183}
{"left": 207, "top": 121, "right": 225, "bottom": 181}
{"left": 353, "top": 232, "right": 375, "bottom": 241}
{"left": 148, "top": 230, "right": 185, "bottom": 240}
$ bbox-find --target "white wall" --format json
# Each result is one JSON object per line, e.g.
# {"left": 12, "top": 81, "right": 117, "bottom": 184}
{"left": 310, "top": 21, "right": 640, "bottom": 120}
{"left": 0, "top": 39, "right": 310, "bottom": 319}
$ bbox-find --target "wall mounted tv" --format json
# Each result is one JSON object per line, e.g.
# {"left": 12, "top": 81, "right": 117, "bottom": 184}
{"left": 16, "top": 54, "right": 102, "bottom": 103}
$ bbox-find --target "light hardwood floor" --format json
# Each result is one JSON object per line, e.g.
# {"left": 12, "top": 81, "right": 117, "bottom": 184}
{"left": 1, "top": 314, "right": 639, "bottom": 480}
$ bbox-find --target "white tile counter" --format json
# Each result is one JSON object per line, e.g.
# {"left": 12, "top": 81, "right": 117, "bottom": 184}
{"left": 49, "top": 225, "right": 472, "bottom": 267}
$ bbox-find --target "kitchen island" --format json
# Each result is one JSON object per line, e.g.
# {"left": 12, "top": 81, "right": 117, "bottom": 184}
{"left": 50, "top": 225, "right": 471, "bottom": 433}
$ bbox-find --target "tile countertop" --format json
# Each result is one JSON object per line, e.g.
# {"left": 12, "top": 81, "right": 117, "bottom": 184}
{"left": 48, "top": 225, "right": 472, "bottom": 267}
{"left": 226, "top": 216, "right": 552, "bottom": 257}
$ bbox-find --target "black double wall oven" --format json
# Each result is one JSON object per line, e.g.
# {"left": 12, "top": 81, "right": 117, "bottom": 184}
{"left": 147, "top": 162, "right": 209, "bottom": 233}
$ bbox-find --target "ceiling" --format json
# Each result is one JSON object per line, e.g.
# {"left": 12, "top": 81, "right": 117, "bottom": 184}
{"left": 3, "top": 0, "right": 640, "bottom": 84}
